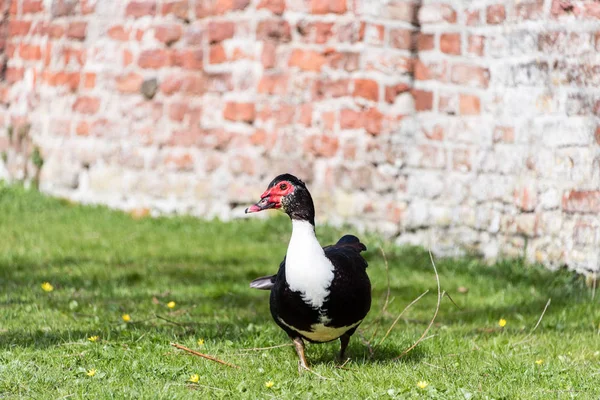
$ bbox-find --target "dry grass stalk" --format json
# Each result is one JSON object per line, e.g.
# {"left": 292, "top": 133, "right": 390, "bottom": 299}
{"left": 377, "top": 290, "right": 429, "bottom": 347}
{"left": 170, "top": 343, "right": 240, "bottom": 369}
{"left": 511, "top": 298, "right": 551, "bottom": 347}
{"left": 394, "top": 249, "right": 443, "bottom": 360}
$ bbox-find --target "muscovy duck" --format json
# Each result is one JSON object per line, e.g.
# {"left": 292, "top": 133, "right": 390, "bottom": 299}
{"left": 245, "top": 174, "right": 371, "bottom": 368}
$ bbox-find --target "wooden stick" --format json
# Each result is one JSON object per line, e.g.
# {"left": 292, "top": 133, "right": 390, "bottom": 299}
{"left": 170, "top": 343, "right": 240, "bottom": 369}
{"left": 394, "top": 249, "right": 442, "bottom": 359}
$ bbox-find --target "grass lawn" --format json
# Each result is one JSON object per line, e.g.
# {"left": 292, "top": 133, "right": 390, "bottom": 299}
{"left": 0, "top": 185, "right": 599, "bottom": 399}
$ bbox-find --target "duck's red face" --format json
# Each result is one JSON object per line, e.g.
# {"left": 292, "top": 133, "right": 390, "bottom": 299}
{"left": 245, "top": 180, "right": 295, "bottom": 213}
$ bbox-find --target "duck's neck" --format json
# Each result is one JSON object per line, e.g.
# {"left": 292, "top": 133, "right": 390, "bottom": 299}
{"left": 285, "top": 219, "right": 334, "bottom": 308}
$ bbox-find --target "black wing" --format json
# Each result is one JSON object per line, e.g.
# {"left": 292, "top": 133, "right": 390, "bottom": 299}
{"left": 249, "top": 274, "right": 277, "bottom": 290}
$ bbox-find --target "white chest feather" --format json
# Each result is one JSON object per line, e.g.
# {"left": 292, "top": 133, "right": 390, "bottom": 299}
{"left": 285, "top": 220, "right": 334, "bottom": 309}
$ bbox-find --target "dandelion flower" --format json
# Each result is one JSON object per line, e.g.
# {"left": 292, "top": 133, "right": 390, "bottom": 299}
{"left": 189, "top": 374, "right": 199, "bottom": 383}
{"left": 197, "top": 338, "right": 204, "bottom": 346}
{"left": 417, "top": 381, "right": 428, "bottom": 389}
{"left": 265, "top": 381, "right": 274, "bottom": 388}
{"left": 122, "top": 314, "right": 131, "bottom": 322}
{"left": 88, "top": 336, "right": 99, "bottom": 342}
{"left": 498, "top": 318, "right": 507, "bottom": 327}
{"left": 167, "top": 301, "right": 176, "bottom": 309}
{"left": 41, "top": 282, "right": 54, "bottom": 292}
{"left": 86, "top": 369, "right": 96, "bottom": 377}
{"left": 535, "top": 359, "right": 543, "bottom": 365}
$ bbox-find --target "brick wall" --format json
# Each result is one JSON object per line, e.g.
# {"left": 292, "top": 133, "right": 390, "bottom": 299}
{"left": 0, "top": 0, "right": 599, "bottom": 273}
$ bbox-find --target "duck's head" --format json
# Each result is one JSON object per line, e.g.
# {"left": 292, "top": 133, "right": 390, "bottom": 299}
{"left": 245, "top": 174, "right": 315, "bottom": 225}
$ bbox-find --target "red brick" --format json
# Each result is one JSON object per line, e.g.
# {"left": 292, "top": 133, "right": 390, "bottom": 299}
{"left": 595, "top": 126, "right": 600, "bottom": 144}
{"left": 108, "top": 25, "right": 129, "bottom": 41}
{"left": 385, "top": 83, "right": 410, "bottom": 103}
{"left": 81, "top": 0, "right": 95, "bottom": 14}
{"left": 289, "top": 49, "right": 326, "bottom": 71}
{"left": 304, "top": 135, "right": 339, "bottom": 157}
{"left": 123, "top": 49, "right": 134, "bottom": 66}
{"left": 465, "top": 9, "right": 480, "bottom": 25}
{"left": 162, "top": 0, "right": 189, "bottom": 19}
{"left": 298, "top": 104, "right": 312, "bottom": 126}
{"left": 486, "top": 4, "right": 506, "bottom": 24}
{"left": 451, "top": 64, "right": 489, "bottom": 88}
{"left": 516, "top": 1, "right": 544, "bottom": 20}
{"left": 353, "top": 79, "right": 379, "bottom": 101}
{"left": 514, "top": 187, "right": 537, "bottom": 211}
{"left": 311, "top": 0, "right": 347, "bottom": 14}
{"left": 6, "top": 67, "right": 24, "bottom": 83}
{"left": 116, "top": 72, "right": 143, "bottom": 93}
{"left": 313, "top": 79, "right": 350, "bottom": 100}
{"left": 164, "top": 153, "right": 194, "bottom": 171}
{"left": 493, "top": 126, "right": 515, "bottom": 143}
{"left": 438, "top": 93, "right": 457, "bottom": 115}
{"left": 9, "top": 20, "right": 32, "bottom": 36}
{"left": 42, "top": 71, "right": 80, "bottom": 91}
{"left": 76, "top": 121, "right": 89, "bottom": 136}
{"left": 297, "top": 21, "right": 334, "bottom": 44}
{"left": 221, "top": 0, "right": 251, "bottom": 13}
{"left": 417, "top": 33, "right": 434, "bottom": 51}
{"left": 19, "top": 43, "right": 42, "bottom": 60}
{"left": 412, "top": 90, "right": 433, "bottom": 111}
{"left": 126, "top": 1, "right": 157, "bottom": 18}
{"left": 168, "top": 102, "right": 189, "bottom": 122}
{"left": 84, "top": 73, "right": 96, "bottom": 89}
{"left": 173, "top": 49, "right": 203, "bottom": 69}
{"left": 161, "top": 75, "right": 182, "bottom": 95}
{"left": 467, "top": 35, "right": 485, "bottom": 56}
{"left": 414, "top": 60, "right": 447, "bottom": 81}
{"left": 155, "top": 24, "right": 183, "bottom": 45}
{"left": 67, "top": 22, "right": 87, "bottom": 40}
{"left": 179, "top": 74, "right": 205, "bottom": 95}
{"left": 440, "top": 33, "right": 461, "bottom": 55}
{"left": 459, "top": 94, "right": 480, "bottom": 115}
{"left": 389, "top": 28, "right": 412, "bottom": 50}
{"left": 139, "top": 49, "right": 172, "bottom": 68}
{"left": 73, "top": 96, "right": 100, "bottom": 114}
{"left": 261, "top": 41, "right": 277, "bottom": 68}
{"left": 224, "top": 102, "right": 256, "bottom": 123}
{"left": 418, "top": 4, "right": 457, "bottom": 24}
{"left": 208, "top": 21, "right": 235, "bottom": 43}
{"left": 584, "top": 2, "right": 600, "bottom": 18}
{"left": 340, "top": 108, "right": 383, "bottom": 135}
{"left": 563, "top": 190, "right": 600, "bottom": 213}
{"left": 258, "top": 0, "right": 285, "bottom": 15}
{"left": 325, "top": 50, "right": 359, "bottom": 71}
{"left": 23, "top": 0, "right": 44, "bottom": 13}
{"left": 258, "top": 74, "right": 288, "bottom": 95}
{"left": 257, "top": 20, "right": 291, "bottom": 42}
{"left": 209, "top": 44, "right": 227, "bottom": 64}
{"left": 423, "top": 125, "right": 444, "bottom": 141}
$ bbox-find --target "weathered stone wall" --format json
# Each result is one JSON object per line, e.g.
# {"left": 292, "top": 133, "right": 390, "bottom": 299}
{"left": 0, "top": 0, "right": 599, "bottom": 273}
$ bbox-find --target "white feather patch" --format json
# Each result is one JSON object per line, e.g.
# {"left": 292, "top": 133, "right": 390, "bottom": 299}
{"left": 285, "top": 220, "right": 334, "bottom": 309}
{"left": 279, "top": 318, "right": 362, "bottom": 342}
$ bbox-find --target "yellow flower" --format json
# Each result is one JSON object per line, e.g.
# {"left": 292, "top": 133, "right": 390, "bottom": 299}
{"left": 417, "top": 381, "right": 428, "bottom": 389}
{"left": 197, "top": 338, "right": 204, "bottom": 346}
{"left": 499, "top": 318, "right": 507, "bottom": 327}
{"left": 86, "top": 369, "right": 96, "bottom": 377}
{"left": 167, "top": 301, "right": 176, "bottom": 309}
{"left": 122, "top": 314, "right": 131, "bottom": 322}
{"left": 265, "top": 381, "right": 274, "bottom": 388}
{"left": 189, "top": 374, "right": 200, "bottom": 383}
{"left": 88, "top": 336, "right": 99, "bottom": 342}
{"left": 41, "top": 282, "right": 54, "bottom": 292}
{"left": 535, "top": 359, "right": 543, "bottom": 365}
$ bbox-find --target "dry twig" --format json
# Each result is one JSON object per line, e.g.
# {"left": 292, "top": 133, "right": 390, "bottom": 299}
{"left": 236, "top": 343, "right": 293, "bottom": 353}
{"left": 511, "top": 298, "right": 551, "bottom": 347}
{"left": 377, "top": 290, "right": 429, "bottom": 347}
{"left": 394, "top": 249, "right": 443, "bottom": 360}
{"left": 365, "top": 247, "right": 393, "bottom": 343}
{"left": 170, "top": 343, "right": 240, "bottom": 369}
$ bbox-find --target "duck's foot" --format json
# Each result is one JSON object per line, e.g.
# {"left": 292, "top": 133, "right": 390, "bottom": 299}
{"left": 293, "top": 337, "right": 309, "bottom": 372}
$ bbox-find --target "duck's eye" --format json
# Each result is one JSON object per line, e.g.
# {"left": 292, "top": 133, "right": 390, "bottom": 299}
{"left": 279, "top": 183, "right": 287, "bottom": 191}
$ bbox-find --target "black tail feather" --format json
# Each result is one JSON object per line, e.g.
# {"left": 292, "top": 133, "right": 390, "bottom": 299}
{"left": 336, "top": 235, "right": 367, "bottom": 252}
{"left": 249, "top": 275, "right": 276, "bottom": 290}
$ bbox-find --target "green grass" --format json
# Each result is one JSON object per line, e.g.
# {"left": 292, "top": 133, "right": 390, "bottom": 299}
{"left": 0, "top": 184, "right": 599, "bottom": 399}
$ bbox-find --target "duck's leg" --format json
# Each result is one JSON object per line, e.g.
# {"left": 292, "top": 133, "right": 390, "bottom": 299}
{"left": 292, "top": 337, "right": 309, "bottom": 370}
{"left": 339, "top": 333, "right": 351, "bottom": 361}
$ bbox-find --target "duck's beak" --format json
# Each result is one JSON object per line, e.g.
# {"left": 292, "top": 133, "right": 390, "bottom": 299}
{"left": 245, "top": 193, "right": 277, "bottom": 213}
